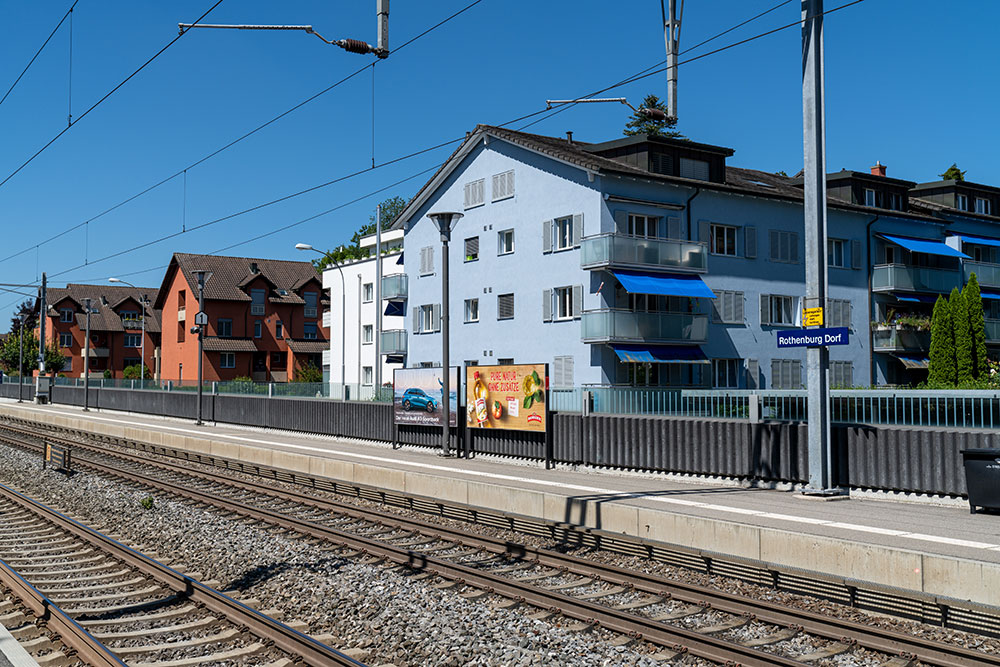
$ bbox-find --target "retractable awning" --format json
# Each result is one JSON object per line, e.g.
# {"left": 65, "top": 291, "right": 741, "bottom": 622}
{"left": 893, "top": 292, "right": 938, "bottom": 303}
{"left": 877, "top": 234, "right": 969, "bottom": 259}
{"left": 610, "top": 270, "right": 715, "bottom": 299}
{"left": 954, "top": 234, "right": 1000, "bottom": 248}
{"left": 981, "top": 289, "right": 1000, "bottom": 300}
{"left": 893, "top": 354, "right": 929, "bottom": 370}
{"left": 385, "top": 354, "right": 405, "bottom": 364}
{"left": 384, "top": 301, "right": 405, "bottom": 317}
{"left": 611, "top": 344, "right": 710, "bottom": 364}
{"left": 396, "top": 252, "right": 404, "bottom": 265}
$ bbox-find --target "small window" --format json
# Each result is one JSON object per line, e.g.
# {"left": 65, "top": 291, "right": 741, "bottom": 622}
{"left": 251, "top": 288, "right": 266, "bottom": 315}
{"left": 271, "top": 351, "right": 287, "bottom": 370}
{"left": 119, "top": 310, "right": 138, "bottom": 321}
{"left": 762, "top": 294, "right": 796, "bottom": 326}
{"left": 419, "top": 246, "right": 434, "bottom": 276}
{"left": 59, "top": 332, "right": 72, "bottom": 347}
{"left": 771, "top": 359, "right": 802, "bottom": 389}
{"left": 884, "top": 245, "right": 897, "bottom": 265}
{"left": 711, "top": 224, "right": 737, "bottom": 256}
{"left": 304, "top": 291, "right": 318, "bottom": 317}
{"left": 60, "top": 308, "right": 74, "bottom": 323}
{"left": 492, "top": 170, "right": 515, "bottom": 201}
{"left": 220, "top": 352, "right": 236, "bottom": 369}
{"left": 712, "top": 290, "right": 744, "bottom": 324}
{"left": 555, "top": 286, "right": 574, "bottom": 320}
{"left": 826, "top": 298, "right": 852, "bottom": 328}
{"left": 628, "top": 214, "right": 659, "bottom": 239}
{"left": 465, "top": 298, "right": 479, "bottom": 323}
{"left": 362, "top": 366, "right": 374, "bottom": 385}
{"left": 976, "top": 198, "right": 992, "bottom": 215}
{"left": 497, "top": 293, "right": 514, "bottom": 320}
{"left": 463, "top": 178, "right": 485, "bottom": 209}
{"left": 769, "top": 230, "right": 799, "bottom": 263}
{"left": 254, "top": 320, "right": 262, "bottom": 338}
{"left": 465, "top": 237, "right": 479, "bottom": 262}
{"left": 124, "top": 333, "right": 142, "bottom": 348}
{"left": 864, "top": 189, "right": 877, "bottom": 207}
{"left": 679, "top": 157, "right": 709, "bottom": 181}
{"left": 555, "top": 216, "right": 574, "bottom": 251}
{"left": 828, "top": 239, "right": 846, "bottom": 268}
{"left": 956, "top": 194, "right": 968, "bottom": 211}
{"left": 420, "top": 305, "right": 438, "bottom": 332}
{"left": 362, "top": 325, "right": 373, "bottom": 343}
{"left": 498, "top": 229, "right": 514, "bottom": 255}
{"left": 888, "top": 192, "right": 903, "bottom": 211}
{"left": 830, "top": 360, "right": 853, "bottom": 388}
{"left": 362, "top": 283, "right": 374, "bottom": 302}
{"left": 713, "top": 359, "right": 740, "bottom": 389}
{"left": 276, "top": 321, "right": 283, "bottom": 339}
{"left": 497, "top": 358, "right": 514, "bottom": 365}
{"left": 304, "top": 322, "right": 318, "bottom": 340}
{"left": 217, "top": 318, "right": 232, "bottom": 338}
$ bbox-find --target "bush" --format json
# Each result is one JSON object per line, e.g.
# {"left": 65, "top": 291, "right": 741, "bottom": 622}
{"left": 122, "top": 364, "right": 150, "bottom": 380}
{"left": 102, "top": 369, "right": 112, "bottom": 380}
{"left": 292, "top": 362, "right": 322, "bottom": 383}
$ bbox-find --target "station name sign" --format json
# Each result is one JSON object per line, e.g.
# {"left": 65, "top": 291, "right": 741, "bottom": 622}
{"left": 776, "top": 327, "right": 849, "bottom": 348}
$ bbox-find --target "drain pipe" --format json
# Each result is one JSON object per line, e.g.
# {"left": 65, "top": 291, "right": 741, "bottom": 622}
{"left": 685, "top": 186, "right": 702, "bottom": 241}
{"left": 866, "top": 214, "right": 880, "bottom": 386}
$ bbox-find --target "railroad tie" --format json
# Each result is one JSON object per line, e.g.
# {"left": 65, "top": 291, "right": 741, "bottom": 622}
{"left": 879, "top": 657, "right": 916, "bottom": 667}
{"left": 33, "top": 650, "right": 70, "bottom": 666}
{"left": 612, "top": 595, "right": 664, "bottom": 611}
{"left": 543, "top": 577, "right": 593, "bottom": 592}
{"left": 91, "top": 616, "right": 220, "bottom": 640}
{"left": 576, "top": 585, "right": 627, "bottom": 600}
{"left": 75, "top": 603, "right": 201, "bottom": 626}
{"left": 111, "top": 627, "right": 243, "bottom": 655}
{"left": 648, "top": 604, "right": 706, "bottom": 621}
{"left": 742, "top": 627, "right": 801, "bottom": 647}
{"left": 696, "top": 617, "right": 750, "bottom": 634}
{"left": 797, "top": 642, "right": 852, "bottom": 662}
{"left": 132, "top": 641, "right": 266, "bottom": 667}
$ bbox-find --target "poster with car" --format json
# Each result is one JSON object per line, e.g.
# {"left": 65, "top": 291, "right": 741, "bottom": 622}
{"left": 465, "top": 364, "right": 547, "bottom": 433}
{"left": 393, "top": 367, "right": 459, "bottom": 427}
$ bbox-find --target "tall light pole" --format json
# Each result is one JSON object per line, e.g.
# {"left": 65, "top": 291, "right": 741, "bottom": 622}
{"left": 192, "top": 270, "right": 212, "bottom": 425}
{"left": 36, "top": 273, "right": 47, "bottom": 403}
{"left": 428, "top": 211, "right": 462, "bottom": 458}
{"left": 374, "top": 204, "right": 382, "bottom": 397}
{"left": 17, "top": 312, "right": 26, "bottom": 403}
{"left": 297, "top": 243, "right": 346, "bottom": 400}
{"left": 82, "top": 297, "right": 95, "bottom": 411}
{"left": 109, "top": 278, "right": 148, "bottom": 383}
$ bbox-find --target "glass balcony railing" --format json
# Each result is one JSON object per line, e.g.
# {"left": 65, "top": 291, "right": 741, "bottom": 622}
{"left": 581, "top": 309, "right": 708, "bottom": 344}
{"left": 871, "top": 264, "right": 962, "bottom": 293}
{"left": 963, "top": 261, "right": 1000, "bottom": 288}
{"left": 580, "top": 233, "right": 708, "bottom": 272}
{"left": 380, "top": 329, "right": 407, "bottom": 355}
{"left": 381, "top": 273, "right": 408, "bottom": 300}
{"left": 986, "top": 319, "right": 1000, "bottom": 343}
{"left": 872, "top": 327, "right": 930, "bottom": 352}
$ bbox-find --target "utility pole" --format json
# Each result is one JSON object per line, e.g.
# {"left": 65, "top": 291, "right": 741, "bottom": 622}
{"left": 83, "top": 297, "right": 93, "bottom": 411}
{"left": 17, "top": 313, "right": 25, "bottom": 403}
{"left": 661, "top": 0, "right": 683, "bottom": 120}
{"left": 428, "top": 212, "right": 462, "bottom": 457}
{"left": 802, "top": 0, "right": 834, "bottom": 494}
{"left": 193, "top": 270, "right": 211, "bottom": 425}
{"left": 37, "top": 273, "right": 47, "bottom": 376}
{"left": 374, "top": 204, "right": 382, "bottom": 396}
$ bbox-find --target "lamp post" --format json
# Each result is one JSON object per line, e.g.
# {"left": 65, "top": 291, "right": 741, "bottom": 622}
{"left": 82, "top": 297, "right": 96, "bottom": 411}
{"left": 17, "top": 312, "right": 26, "bottom": 403}
{"left": 191, "top": 270, "right": 212, "bottom": 425}
{"left": 109, "top": 278, "right": 148, "bottom": 384}
{"left": 296, "top": 243, "right": 345, "bottom": 400}
{"left": 427, "top": 211, "right": 463, "bottom": 458}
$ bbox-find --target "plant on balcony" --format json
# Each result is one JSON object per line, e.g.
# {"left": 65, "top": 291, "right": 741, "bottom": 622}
{"left": 928, "top": 295, "right": 956, "bottom": 387}
{"left": 965, "top": 272, "right": 989, "bottom": 380}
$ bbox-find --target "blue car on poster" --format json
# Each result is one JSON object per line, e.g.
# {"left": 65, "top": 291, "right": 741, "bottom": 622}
{"left": 401, "top": 387, "right": 438, "bottom": 413}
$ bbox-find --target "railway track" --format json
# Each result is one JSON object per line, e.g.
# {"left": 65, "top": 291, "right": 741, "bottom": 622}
{"left": 0, "top": 470, "right": 364, "bottom": 666}
{"left": 1, "top": 421, "right": 995, "bottom": 667}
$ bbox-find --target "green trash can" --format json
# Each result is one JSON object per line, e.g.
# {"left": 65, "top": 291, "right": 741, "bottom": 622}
{"left": 961, "top": 449, "right": 1000, "bottom": 514}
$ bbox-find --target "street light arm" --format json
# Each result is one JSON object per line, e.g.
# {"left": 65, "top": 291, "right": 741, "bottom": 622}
{"left": 177, "top": 23, "right": 387, "bottom": 57}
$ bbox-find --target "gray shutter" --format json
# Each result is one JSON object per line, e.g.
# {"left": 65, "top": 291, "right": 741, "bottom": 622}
{"left": 614, "top": 210, "right": 628, "bottom": 233}
{"left": 746, "top": 359, "right": 758, "bottom": 389}
{"left": 769, "top": 230, "right": 779, "bottom": 260}
{"left": 699, "top": 220, "right": 710, "bottom": 244}
{"left": 790, "top": 232, "right": 800, "bottom": 263}
{"left": 564, "top": 356, "right": 574, "bottom": 387}
{"left": 542, "top": 289, "right": 552, "bottom": 322}
{"left": 667, "top": 216, "right": 682, "bottom": 240}
{"left": 712, "top": 293, "right": 723, "bottom": 322}
{"left": 463, "top": 183, "right": 471, "bottom": 209}
{"left": 793, "top": 360, "right": 803, "bottom": 388}
{"left": 845, "top": 362, "right": 853, "bottom": 388}
{"left": 573, "top": 284, "right": 583, "bottom": 318}
{"left": 431, "top": 303, "right": 441, "bottom": 332}
{"left": 412, "top": 307, "right": 420, "bottom": 334}
{"left": 771, "top": 360, "right": 781, "bottom": 389}
{"left": 744, "top": 226, "right": 757, "bottom": 258}
{"left": 419, "top": 248, "right": 426, "bottom": 274}
{"left": 760, "top": 294, "right": 770, "bottom": 326}
{"left": 734, "top": 291, "right": 745, "bottom": 323}
{"left": 851, "top": 239, "right": 862, "bottom": 269}
{"left": 572, "top": 213, "right": 583, "bottom": 247}
{"left": 542, "top": 220, "right": 552, "bottom": 253}
{"left": 491, "top": 173, "right": 502, "bottom": 200}
{"left": 506, "top": 170, "right": 515, "bottom": 197}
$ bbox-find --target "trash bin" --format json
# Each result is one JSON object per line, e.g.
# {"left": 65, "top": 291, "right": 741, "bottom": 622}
{"left": 961, "top": 449, "right": 1000, "bottom": 514}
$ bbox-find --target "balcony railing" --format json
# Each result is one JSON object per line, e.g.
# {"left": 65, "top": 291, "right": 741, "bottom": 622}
{"left": 381, "top": 273, "right": 408, "bottom": 300}
{"left": 121, "top": 318, "right": 143, "bottom": 330}
{"left": 580, "top": 233, "right": 708, "bottom": 272}
{"left": 581, "top": 309, "right": 708, "bottom": 344}
{"left": 304, "top": 307, "right": 317, "bottom": 318}
{"left": 380, "top": 329, "right": 407, "bottom": 355}
{"left": 872, "top": 327, "right": 930, "bottom": 352}
{"left": 322, "top": 310, "right": 331, "bottom": 327}
{"left": 872, "top": 264, "right": 962, "bottom": 293}
{"left": 964, "top": 261, "right": 1000, "bottom": 288}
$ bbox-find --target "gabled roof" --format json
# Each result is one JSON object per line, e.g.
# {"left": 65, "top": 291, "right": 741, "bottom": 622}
{"left": 909, "top": 196, "right": 1000, "bottom": 224}
{"left": 44, "top": 284, "right": 161, "bottom": 333}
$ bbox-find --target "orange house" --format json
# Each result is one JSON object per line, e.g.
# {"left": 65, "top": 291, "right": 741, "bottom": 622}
{"left": 153, "top": 253, "right": 329, "bottom": 382}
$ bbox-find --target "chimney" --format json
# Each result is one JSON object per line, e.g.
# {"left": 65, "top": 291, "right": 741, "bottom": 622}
{"left": 566, "top": 131, "right": 574, "bottom": 144}
{"left": 250, "top": 262, "right": 259, "bottom": 274}
{"left": 870, "top": 160, "right": 886, "bottom": 177}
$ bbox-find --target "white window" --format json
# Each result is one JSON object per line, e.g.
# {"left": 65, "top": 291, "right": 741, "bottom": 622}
{"left": 976, "top": 198, "right": 992, "bottom": 215}
{"left": 864, "top": 188, "right": 877, "bottom": 207}
{"left": 628, "top": 214, "right": 659, "bottom": 238}
{"left": 124, "top": 333, "right": 142, "bottom": 348}
{"left": 830, "top": 361, "right": 853, "bottom": 388}
{"left": 498, "top": 229, "right": 514, "bottom": 255}
{"left": 119, "top": 310, "right": 138, "bottom": 321}
{"left": 304, "top": 322, "right": 317, "bottom": 340}
{"left": 419, "top": 246, "right": 434, "bottom": 276}
{"left": 552, "top": 355, "right": 574, "bottom": 388}
{"left": 362, "top": 366, "right": 373, "bottom": 385}
{"left": 59, "top": 332, "right": 72, "bottom": 347}
{"left": 419, "top": 304, "right": 439, "bottom": 332}
{"left": 888, "top": 192, "right": 903, "bottom": 211}
{"left": 497, "top": 293, "right": 514, "bottom": 320}
{"left": 762, "top": 294, "right": 796, "bottom": 326}
{"left": 828, "top": 238, "right": 846, "bottom": 268}
{"left": 492, "top": 170, "right": 515, "bottom": 201}
{"left": 463, "top": 178, "right": 485, "bottom": 209}
{"left": 543, "top": 215, "right": 581, "bottom": 253}
{"left": 712, "top": 290, "right": 744, "bottom": 324}
{"left": 464, "top": 298, "right": 479, "bottom": 323}
{"left": 251, "top": 288, "right": 266, "bottom": 315}
{"left": 711, "top": 224, "right": 737, "bottom": 256}
{"left": 771, "top": 359, "right": 802, "bottom": 389}
{"left": 956, "top": 194, "right": 968, "bottom": 211}
{"left": 362, "top": 283, "right": 374, "bottom": 302}
{"left": 60, "top": 308, "right": 74, "bottom": 323}
{"left": 362, "top": 325, "right": 373, "bottom": 343}
{"left": 714, "top": 359, "right": 740, "bottom": 388}
{"left": 826, "top": 298, "right": 852, "bottom": 328}
{"left": 679, "top": 157, "right": 709, "bottom": 181}
{"left": 555, "top": 286, "right": 574, "bottom": 320}
{"left": 768, "top": 230, "right": 799, "bottom": 263}
{"left": 556, "top": 216, "right": 573, "bottom": 250}
{"left": 220, "top": 352, "right": 235, "bottom": 369}
{"left": 465, "top": 237, "right": 479, "bottom": 262}
{"left": 304, "top": 291, "right": 318, "bottom": 317}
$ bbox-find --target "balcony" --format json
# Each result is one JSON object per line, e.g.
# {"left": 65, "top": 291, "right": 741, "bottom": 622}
{"left": 380, "top": 329, "right": 407, "bottom": 355}
{"left": 964, "top": 261, "right": 1000, "bottom": 288}
{"left": 580, "top": 233, "right": 707, "bottom": 273}
{"left": 121, "top": 318, "right": 143, "bottom": 330}
{"left": 581, "top": 309, "right": 708, "bottom": 344}
{"left": 322, "top": 310, "right": 331, "bottom": 328}
{"left": 871, "top": 264, "right": 962, "bottom": 293}
{"left": 382, "top": 273, "right": 408, "bottom": 300}
{"left": 177, "top": 307, "right": 186, "bottom": 322}
{"left": 872, "top": 327, "right": 930, "bottom": 352}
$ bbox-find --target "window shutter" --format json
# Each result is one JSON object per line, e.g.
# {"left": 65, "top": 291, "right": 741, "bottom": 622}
{"left": 613, "top": 210, "right": 628, "bottom": 233}
{"left": 790, "top": 232, "right": 800, "bottom": 263}
{"left": 465, "top": 237, "right": 479, "bottom": 257}
{"left": 542, "top": 289, "right": 552, "bottom": 322}
{"left": 734, "top": 291, "right": 744, "bottom": 323}
{"left": 543, "top": 220, "right": 552, "bottom": 253}
{"left": 746, "top": 359, "right": 759, "bottom": 389}
{"left": 491, "top": 173, "right": 502, "bottom": 200}
{"left": 463, "top": 183, "right": 471, "bottom": 209}
{"left": 851, "top": 239, "right": 862, "bottom": 269}
{"left": 431, "top": 304, "right": 441, "bottom": 332}
{"left": 476, "top": 179, "right": 485, "bottom": 204}
{"left": 760, "top": 294, "right": 770, "bottom": 326}
{"left": 573, "top": 284, "right": 583, "bottom": 318}
{"left": 506, "top": 170, "right": 515, "bottom": 197}
{"left": 771, "top": 360, "right": 781, "bottom": 389}
{"left": 572, "top": 213, "right": 583, "bottom": 247}
{"left": 412, "top": 307, "right": 420, "bottom": 334}
{"left": 712, "top": 295, "right": 723, "bottom": 323}
{"left": 744, "top": 226, "right": 757, "bottom": 258}
{"left": 793, "top": 360, "right": 802, "bottom": 388}
{"left": 563, "top": 356, "right": 574, "bottom": 387}
{"left": 667, "top": 216, "right": 682, "bottom": 240}
{"left": 845, "top": 362, "right": 853, "bottom": 388}
{"left": 699, "top": 220, "right": 710, "bottom": 244}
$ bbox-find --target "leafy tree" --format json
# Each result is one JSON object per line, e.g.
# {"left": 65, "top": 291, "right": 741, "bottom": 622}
{"left": 940, "top": 164, "right": 966, "bottom": 181}
{"left": 951, "top": 287, "right": 973, "bottom": 385}
{"left": 9, "top": 300, "right": 36, "bottom": 336}
{"left": 623, "top": 94, "right": 683, "bottom": 138}
{"left": 293, "top": 361, "right": 323, "bottom": 383}
{"left": 964, "top": 273, "right": 989, "bottom": 380}
{"left": 123, "top": 364, "right": 151, "bottom": 380}
{"left": 928, "top": 295, "right": 956, "bottom": 386}
{"left": 0, "top": 330, "right": 65, "bottom": 376}
{"left": 314, "top": 196, "right": 409, "bottom": 272}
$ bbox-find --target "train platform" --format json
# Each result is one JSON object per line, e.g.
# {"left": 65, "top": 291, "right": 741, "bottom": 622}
{"left": 1, "top": 398, "right": 997, "bottom": 608}
{"left": 0, "top": 620, "right": 38, "bottom": 667}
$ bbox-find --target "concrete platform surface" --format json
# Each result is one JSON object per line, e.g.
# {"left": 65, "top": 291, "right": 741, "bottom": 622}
{"left": 0, "top": 619, "right": 39, "bottom": 667}
{"left": 2, "top": 400, "right": 999, "bottom": 607}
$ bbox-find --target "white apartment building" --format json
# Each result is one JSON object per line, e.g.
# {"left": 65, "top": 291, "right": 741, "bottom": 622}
{"left": 323, "top": 229, "right": 405, "bottom": 397}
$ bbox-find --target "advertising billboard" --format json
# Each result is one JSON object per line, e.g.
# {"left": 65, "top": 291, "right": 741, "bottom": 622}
{"left": 465, "top": 364, "right": 547, "bottom": 433}
{"left": 392, "top": 367, "right": 459, "bottom": 427}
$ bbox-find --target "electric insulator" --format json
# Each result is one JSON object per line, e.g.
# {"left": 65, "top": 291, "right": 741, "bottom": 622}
{"left": 337, "top": 38, "right": 373, "bottom": 54}
{"left": 640, "top": 108, "right": 668, "bottom": 121}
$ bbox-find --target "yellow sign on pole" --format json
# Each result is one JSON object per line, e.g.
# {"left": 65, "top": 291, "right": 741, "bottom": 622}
{"left": 803, "top": 307, "right": 824, "bottom": 327}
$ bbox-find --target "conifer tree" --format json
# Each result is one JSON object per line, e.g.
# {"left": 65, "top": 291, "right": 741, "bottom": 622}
{"left": 928, "top": 295, "right": 956, "bottom": 386}
{"left": 951, "top": 286, "right": 973, "bottom": 385}
{"left": 964, "top": 272, "right": 989, "bottom": 380}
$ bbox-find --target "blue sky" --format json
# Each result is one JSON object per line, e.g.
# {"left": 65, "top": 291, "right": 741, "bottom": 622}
{"left": 0, "top": 0, "right": 996, "bottom": 324}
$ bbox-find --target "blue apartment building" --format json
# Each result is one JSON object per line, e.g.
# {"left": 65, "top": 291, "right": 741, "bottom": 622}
{"left": 387, "top": 125, "right": 1000, "bottom": 390}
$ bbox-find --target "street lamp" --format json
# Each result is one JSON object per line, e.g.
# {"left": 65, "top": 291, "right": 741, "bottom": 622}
{"left": 17, "top": 312, "right": 26, "bottom": 403}
{"left": 82, "top": 297, "right": 98, "bottom": 411}
{"left": 109, "top": 278, "right": 149, "bottom": 384}
{"left": 297, "top": 243, "right": 345, "bottom": 400}
{"left": 427, "top": 211, "right": 463, "bottom": 457}
{"left": 191, "top": 270, "right": 213, "bottom": 425}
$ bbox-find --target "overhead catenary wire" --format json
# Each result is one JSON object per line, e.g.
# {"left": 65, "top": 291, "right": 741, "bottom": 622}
{"left": 0, "top": 0, "right": 80, "bottom": 109}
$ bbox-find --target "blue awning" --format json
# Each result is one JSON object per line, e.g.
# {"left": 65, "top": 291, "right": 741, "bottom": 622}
{"left": 894, "top": 292, "right": 938, "bottom": 303}
{"left": 384, "top": 301, "right": 405, "bottom": 317}
{"left": 878, "top": 234, "right": 969, "bottom": 259}
{"left": 981, "top": 289, "right": 1000, "bottom": 301}
{"left": 385, "top": 355, "right": 405, "bottom": 364}
{"left": 894, "top": 354, "right": 929, "bottom": 370}
{"left": 612, "top": 344, "right": 709, "bottom": 364}
{"left": 610, "top": 270, "right": 715, "bottom": 298}
{"left": 956, "top": 234, "right": 1000, "bottom": 248}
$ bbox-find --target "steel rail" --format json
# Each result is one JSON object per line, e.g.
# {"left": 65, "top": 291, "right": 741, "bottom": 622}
{"left": 0, "top": 480, "right": 364, "bottom": 667}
